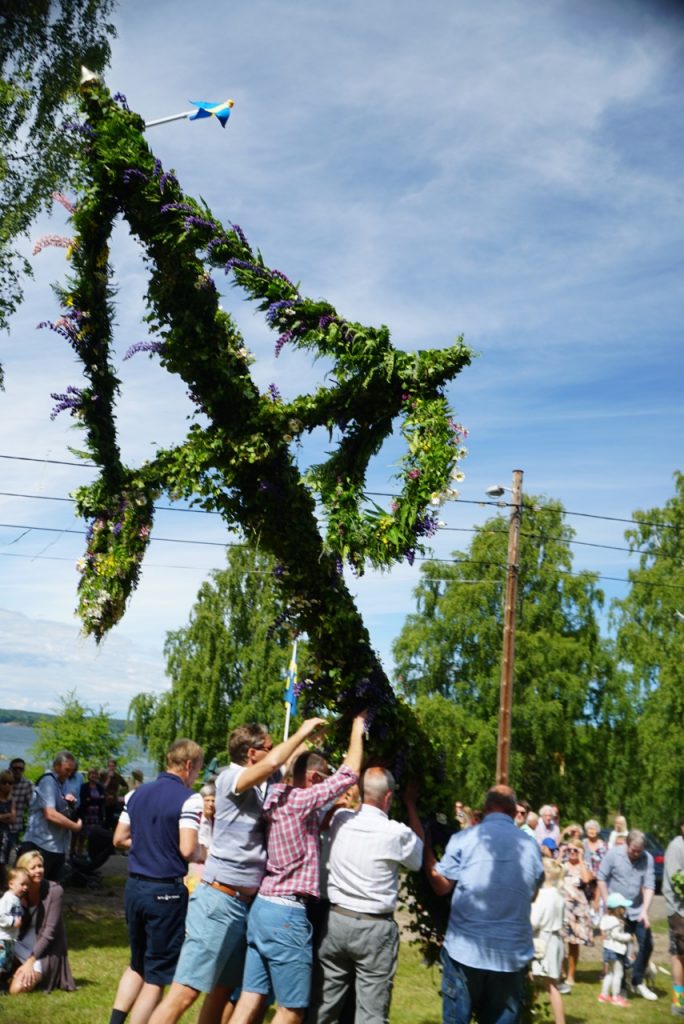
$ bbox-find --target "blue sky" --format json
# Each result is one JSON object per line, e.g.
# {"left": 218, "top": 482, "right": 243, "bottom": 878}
{"left": 1, "top": 0, "right": 683, "bottom": 716}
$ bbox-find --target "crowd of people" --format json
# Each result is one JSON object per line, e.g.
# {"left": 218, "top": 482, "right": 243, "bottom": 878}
{"left": 1, "top": 736, "right": 684, "bottom": 1024}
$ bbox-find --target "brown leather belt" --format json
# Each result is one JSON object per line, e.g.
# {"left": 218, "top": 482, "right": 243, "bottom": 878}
{"left": 203, "top": 879, "right": 254, "bottom": 903}
{"left": 331, "top": 903, "right": 394, "bottom": 921}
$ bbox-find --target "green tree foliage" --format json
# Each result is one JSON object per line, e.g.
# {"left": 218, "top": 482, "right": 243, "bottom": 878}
{"left": 130, "top": 545, "right": 306, "bottom": 768}
{"left": 30, "top": 690, "right": 121, "bottom": 768}
{"left": 612, "top": 471, "right": 684, "bottom": 835}
{"left": 393, "top": 498, "right": 621, "bottom": 818}
{"left": 0, "top": 0, "right": 116, "bottom": 339}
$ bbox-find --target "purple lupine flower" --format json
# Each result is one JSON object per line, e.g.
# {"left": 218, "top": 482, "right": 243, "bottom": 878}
{"left": 270, "top": 269, "right": 294, "bottom": 287}
{"left": 184, "top": 215, "right": 218, "bottom": 232}
{"left": 113, "top": 522, "right": 123, "bottom": 537}
{"left": 318, "top": 315, "right": 336, "bottom": 330}
{"left": 63, "top": 120, "right": 95, "bottom": 136}
{"left": 267, "top": 383, "right": 281, "bottom": 402}
{"left": 160, "top": 202, "right": 194, "bottom": 215}
{"left": 266, "top": 300, "right": 296, "bottom": 326}
{"left": 273, "top": 563, "right": 285, "bottom": 578}
{"left": 113, "top": 92, "right": 130, "bottom": 111}
{"left": 415, "top": 512, "right": 439, "bottom": 538}
{"left": 405, "top": 548, "right": 416, "bottom": 566}
{"left": 335, "top": 556, "right": 344, "bottom": 576}
{"left": 153, "top": 159, "right": 162, "bottom": 178}
{"left": 123, "top": 168, "right": 148, "bottom": 185}
{"left": 50, "top": 386, "right": 83, "bottom": 420}
{"left": 207, "top": 237, "right": 229, "bottom": 255}
{"left": 230, "top": 223, "right": 250, "bottom": 250}
{"left": 275, "top": 330, "right": 294, "bottom": 357}
{"left": 225, "top": 258, "right": 268, "bottom": 278}
{"left": 159, "top": 171, "right": 178, "bottom": 193}
{"left": 123, "top": 341, "right": 165, "bottom": 361}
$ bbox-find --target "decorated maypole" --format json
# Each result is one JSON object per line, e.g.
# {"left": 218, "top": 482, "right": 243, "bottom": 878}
{"left": 33, "top": 73, "right": 471, "bottom": 785}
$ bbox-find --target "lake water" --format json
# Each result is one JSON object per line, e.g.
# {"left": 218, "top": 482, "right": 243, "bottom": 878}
{"left": 0, "top": 721, "right": 156, "bottom": 778}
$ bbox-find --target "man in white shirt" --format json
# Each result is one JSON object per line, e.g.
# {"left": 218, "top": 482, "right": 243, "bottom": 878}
{"left": 310, "top": 767, "right": 423, "bottom": 1024}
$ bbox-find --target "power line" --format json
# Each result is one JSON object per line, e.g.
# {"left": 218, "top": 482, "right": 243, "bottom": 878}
{"left": 0, "top": 490, "right": 669, "bottom": 559}
{"left": 0, "top": 521, "right": 244, "bottom": 549}
{"left": 0, "top": 454, "right": 677, "bottom": 532}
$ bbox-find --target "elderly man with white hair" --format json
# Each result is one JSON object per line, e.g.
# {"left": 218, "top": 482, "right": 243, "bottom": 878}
{"left": 598, "top": 828, "right": 658, "bottom": 1001}
{"left": 310, "top": 767, "right": 423, "bottom": 1024}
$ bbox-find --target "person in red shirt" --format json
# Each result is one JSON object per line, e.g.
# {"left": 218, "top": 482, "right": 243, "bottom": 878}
{"left": 230, "top": 714, "right": 366, "bottom": 1024}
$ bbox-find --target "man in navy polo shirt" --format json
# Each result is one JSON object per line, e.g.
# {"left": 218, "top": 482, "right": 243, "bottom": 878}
{"left": 108, "top": 738, "right": 204, "bottom": 1024}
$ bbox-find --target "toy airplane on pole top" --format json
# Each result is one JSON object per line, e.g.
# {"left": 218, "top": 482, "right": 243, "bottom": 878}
{"left": 145, "top": 99, "right": 234, "bottom": 129}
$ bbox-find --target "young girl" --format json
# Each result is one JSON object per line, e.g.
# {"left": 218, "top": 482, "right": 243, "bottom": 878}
{"left": 599, "top": 892, "right": 633, "bottom": 1007}
{"left": 0, "top": 867, "right": 29, "bottom": 980}
{"left": 531, "top": 858, "right": 566, "bottom": 1024}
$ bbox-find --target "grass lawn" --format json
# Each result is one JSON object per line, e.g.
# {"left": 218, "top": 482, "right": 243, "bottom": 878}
{"left": 2, "top": 873, "right": 672, "bottom": 1024}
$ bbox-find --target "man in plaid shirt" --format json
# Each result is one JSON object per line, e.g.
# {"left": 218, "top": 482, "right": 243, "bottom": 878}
{"left": 230, "top": 713, "right": 366, "bottom": 1024}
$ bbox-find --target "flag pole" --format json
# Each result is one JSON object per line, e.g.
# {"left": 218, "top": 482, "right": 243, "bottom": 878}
{"left": 145, "top": 110, "right": 196, "bottom": 128}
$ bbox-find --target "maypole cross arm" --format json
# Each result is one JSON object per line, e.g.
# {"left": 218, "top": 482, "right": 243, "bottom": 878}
{"left": 36, "top": 76, "right": 472, "bottom": 755}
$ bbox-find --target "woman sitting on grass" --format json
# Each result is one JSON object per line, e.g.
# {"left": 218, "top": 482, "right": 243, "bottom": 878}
{"left": 8, "top": 849, "right": 76, "bottom": 995}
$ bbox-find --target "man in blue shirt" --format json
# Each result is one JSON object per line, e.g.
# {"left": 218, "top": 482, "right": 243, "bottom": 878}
{"left": 426, "top": 785, "right": 543, "bottom": 1024}
{"left": 598, "top": 829, "right": 658, "bottom": 1002}
{"left": 108, "top": 738, "right": 204, "bottom": 1024}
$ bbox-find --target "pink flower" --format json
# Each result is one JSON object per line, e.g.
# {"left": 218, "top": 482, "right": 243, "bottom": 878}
{"left": 32, "top": 234, "right": 73, "bottom": 255}
{"left": 52, "top": 192, "right": 76, "bottom": 214}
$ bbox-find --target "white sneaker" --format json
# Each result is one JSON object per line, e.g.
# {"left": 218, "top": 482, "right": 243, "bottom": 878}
{"left": 636, "top": 982, "right": 658, "bottom": 1001}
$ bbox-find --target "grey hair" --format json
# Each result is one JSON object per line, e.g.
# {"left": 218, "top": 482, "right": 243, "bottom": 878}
{"left": 627, "top": 828, "right": 645, "bottom": 848}
{"left": 200, "top": 782, "right": 216, "bottom": 797}
{"left": 584, "top": 819, "right": 601, "bottom": 833}
{"left": 362, "top": 767, "right": 395, "bottom": 803}
{"left": 53, "top": 750, "right": 76, "bottom": 767}
{"left": 539, "top": 804, "right": 555, "bottom": 817}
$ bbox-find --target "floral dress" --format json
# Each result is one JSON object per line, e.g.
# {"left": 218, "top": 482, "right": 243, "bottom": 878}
{"left": 562, "top": 861, "right": 594, "bottom": 946}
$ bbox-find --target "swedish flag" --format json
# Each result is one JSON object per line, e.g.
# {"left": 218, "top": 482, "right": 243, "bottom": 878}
{"left": 188, "top": 100, "right": 234, "bottom": 128}
{"left": 284, "top": 641, "right": 298, "bottom": 716}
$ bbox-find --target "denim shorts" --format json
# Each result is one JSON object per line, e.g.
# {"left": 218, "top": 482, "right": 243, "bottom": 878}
{"left": 242, "top": 895, "right": 313, "bottom": 1008}
{"left": 174, "top": 881, "right": 250, "bottom": 993}
{"left": 125, "top": 876, "right": 188, "bottom": 986}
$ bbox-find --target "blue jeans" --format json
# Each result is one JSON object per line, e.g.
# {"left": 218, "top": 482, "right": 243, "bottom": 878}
{"left": 625, "top": 918, "right": 653, "bottom": 986}
{"left": 440, "top": 947, "right": 525, "bottom": 1024}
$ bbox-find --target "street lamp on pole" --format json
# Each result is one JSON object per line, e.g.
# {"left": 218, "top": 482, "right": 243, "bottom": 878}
{"left": 486, "top": 469, "right": 524, "bottom": 785}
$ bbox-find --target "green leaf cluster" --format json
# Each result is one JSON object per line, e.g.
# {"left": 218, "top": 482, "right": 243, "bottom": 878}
{"left": 30, "top": 689, "right": 121, "bottom": 769}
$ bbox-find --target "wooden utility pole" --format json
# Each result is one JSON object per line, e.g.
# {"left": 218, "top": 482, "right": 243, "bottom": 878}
{"left": 495, "top": 469, "right": 523, "bottom": 784}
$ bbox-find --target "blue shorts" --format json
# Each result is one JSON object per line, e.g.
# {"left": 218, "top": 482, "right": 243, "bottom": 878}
{"left": 242, "top": 896, "right": 313, "bottom": 1009}
{"left": 174, "top": 881, "right": 249, "bottom": 993}
{"left": 125, "top": 876, "right": 188, "bottom": 986}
